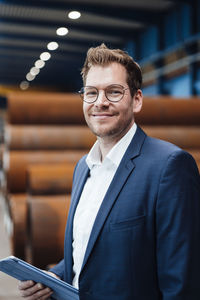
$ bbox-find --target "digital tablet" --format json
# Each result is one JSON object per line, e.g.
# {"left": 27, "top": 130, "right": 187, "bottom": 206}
{"left": 0, "top": 256, "right": 79, "bottom": 300}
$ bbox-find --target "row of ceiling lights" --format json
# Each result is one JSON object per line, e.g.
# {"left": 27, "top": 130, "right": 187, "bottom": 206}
{"left": 20, "top": 11, "right": 81, "bottom": 90}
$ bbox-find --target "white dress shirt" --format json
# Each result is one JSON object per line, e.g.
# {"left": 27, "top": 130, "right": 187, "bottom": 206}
{"left": 72, "top": 123, "right": 137, "bottom": 288}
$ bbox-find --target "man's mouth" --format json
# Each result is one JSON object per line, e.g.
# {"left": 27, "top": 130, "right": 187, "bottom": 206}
{"left": 91, "top": 113, "right": 114, "bottom": 119}
{"left": 92, "top": 112, "right": 115, "bottom": 117}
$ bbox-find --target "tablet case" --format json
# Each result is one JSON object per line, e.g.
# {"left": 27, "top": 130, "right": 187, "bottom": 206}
{"left": 0, "top": 256, "right": 79, "bottom": 300}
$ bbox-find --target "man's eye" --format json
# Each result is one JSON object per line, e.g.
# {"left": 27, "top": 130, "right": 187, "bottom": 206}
{"left": 108, "top": 89, "right": 122, "bottom": 95}
{"left": 85, "top": 90, "right": 97, "bottom": 97}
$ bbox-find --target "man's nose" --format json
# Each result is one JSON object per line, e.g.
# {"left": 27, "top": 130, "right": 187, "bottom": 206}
{"left": 95, "top": 90, "right": 109, "bottom": 106}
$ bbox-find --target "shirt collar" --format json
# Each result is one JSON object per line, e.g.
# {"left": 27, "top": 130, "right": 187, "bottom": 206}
{"left": 86, "top": 123, "right": 137, "bottom": 170}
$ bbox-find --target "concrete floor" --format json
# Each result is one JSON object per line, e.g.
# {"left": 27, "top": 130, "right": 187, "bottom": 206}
{"left": 0, "top": 194, "right": 22, "bottom": 300}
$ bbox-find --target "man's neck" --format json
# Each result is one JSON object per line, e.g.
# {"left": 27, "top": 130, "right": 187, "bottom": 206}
{"left": 98, "top": 138, "right": 116, "bottom": 161}
{"left": 98, "top": 131, "right": 127, "bottom": 161}
{"left": 97, "top": 122, "right": 136, "bottom": 161}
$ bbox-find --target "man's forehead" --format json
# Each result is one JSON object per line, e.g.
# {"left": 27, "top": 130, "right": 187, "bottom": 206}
{"left": 86, "top": 62, "right": 127, "bottom": 86}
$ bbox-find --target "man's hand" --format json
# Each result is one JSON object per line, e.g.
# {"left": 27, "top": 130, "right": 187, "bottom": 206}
{"left": 18, "top": 271, "right": 60, "bottom": 299}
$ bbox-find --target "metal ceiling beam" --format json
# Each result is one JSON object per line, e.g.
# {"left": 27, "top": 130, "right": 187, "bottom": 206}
{"left": 0, "top": 13, "right": 140, "bottom": 43}
{"left": 164, "top": 0, "right": 195, "bottom": 4}
{"left": 2, "top": 0, "right": 175, "bottom": 12}
{"left": 0, "top": 3, "right": 144, "bottom": 28}
{"left": 0, "top": 21, "right": 122, "bottom": 44}
{"left": 0, "top": 1, "right": 159, "bottom": 36}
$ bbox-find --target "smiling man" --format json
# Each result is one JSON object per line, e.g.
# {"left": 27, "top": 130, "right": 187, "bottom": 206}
{"left": 82, "top": 62, "right": 142, "bottom": 158}
{"left": 18, "top": 44, "right": 200, "bottom": 300}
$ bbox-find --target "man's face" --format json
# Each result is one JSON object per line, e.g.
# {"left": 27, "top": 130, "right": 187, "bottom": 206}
{"left": 83, "top": 62, "right": 142, "bottom": 143}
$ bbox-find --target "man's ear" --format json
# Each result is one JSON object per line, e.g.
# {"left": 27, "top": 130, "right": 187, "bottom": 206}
{"left": 133, "top": 89, "right": 143, "bottom": 113}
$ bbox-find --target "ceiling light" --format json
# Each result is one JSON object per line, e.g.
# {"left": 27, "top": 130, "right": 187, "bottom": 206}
{"left": 26, "top": 73, "right": 35, "bottom": 81}
{"left": 35, "top": 60, "right": 45, "bottom": 69}
{"left": 30, "top": 67, "right": 40, "bottom": 76}
{"left": 20, "top": 81, "right": 29, "bottom": 90}
{"left": 40, "top": 52, "right": 51, "bottom": 61}
{"left": 47, "top": 41, "right": 59, "bottom": 51}
{"left": 56, "top": 27, "right": 69, "bottom": 36}
{"left": 68, "top": 11, "right": 81, "bottom": 19}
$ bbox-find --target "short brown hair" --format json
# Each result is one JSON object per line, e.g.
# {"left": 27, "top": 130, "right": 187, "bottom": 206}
{"left": 81, "top": 43, "right": 142, "bottom": 96}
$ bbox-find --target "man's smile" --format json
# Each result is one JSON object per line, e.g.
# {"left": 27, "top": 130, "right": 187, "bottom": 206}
{"left": 91, "top": 113, "right": 115, "bottom": 118}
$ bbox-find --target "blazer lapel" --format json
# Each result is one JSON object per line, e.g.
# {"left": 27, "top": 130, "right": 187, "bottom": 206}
{"left": 65, "top": 160, "right": 90, "bottom": 283}
{"left": 81, "top": 126, "right": 146, "bottom": 273}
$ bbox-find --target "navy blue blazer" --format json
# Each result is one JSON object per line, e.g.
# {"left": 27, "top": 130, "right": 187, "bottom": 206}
{"left": 51, "top": 126, "right": 200, "bottom": 300}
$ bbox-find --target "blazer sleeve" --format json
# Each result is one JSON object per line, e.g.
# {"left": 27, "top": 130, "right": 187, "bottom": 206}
{"left": 49, "top": 259, "right": 65, "bottom": 280}
{"left": 156, "top": 150, "right": 200, "bottom": 299}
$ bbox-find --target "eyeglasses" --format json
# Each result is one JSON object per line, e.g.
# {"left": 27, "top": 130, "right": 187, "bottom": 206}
{"left": 78, "top": 84, "right": 130, "bottom": 103}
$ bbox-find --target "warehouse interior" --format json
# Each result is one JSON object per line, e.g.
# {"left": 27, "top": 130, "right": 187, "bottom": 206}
{"left": 0, "top": 0, "right": 200, "bottom": 299}
{"left": 0, "top": 0, "right": 200, "bottom": 96}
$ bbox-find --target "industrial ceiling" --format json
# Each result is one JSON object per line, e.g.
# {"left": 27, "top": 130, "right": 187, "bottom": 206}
{"left": 0, "top": 0, "right": 188, "bottom": 93}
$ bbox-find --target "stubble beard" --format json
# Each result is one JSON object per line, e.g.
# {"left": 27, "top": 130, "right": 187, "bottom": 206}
{"left": 86, "top": 117, "right": 134, "bottom": 141}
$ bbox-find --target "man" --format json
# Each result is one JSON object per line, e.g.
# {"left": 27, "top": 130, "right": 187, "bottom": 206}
{"left": 18, "top": 44, "right": 200, "bottom": 299}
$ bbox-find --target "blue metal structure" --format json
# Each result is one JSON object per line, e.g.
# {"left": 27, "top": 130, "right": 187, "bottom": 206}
{"left": 127, "top": 1, "right": 200, "bottom": 97}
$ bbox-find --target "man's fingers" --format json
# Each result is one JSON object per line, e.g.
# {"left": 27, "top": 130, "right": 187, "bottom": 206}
{"left": 18, "top": 280, "right": 35, "bottom": 290}
{"left": 19, "top": 282, "right": 43, "bottom": 297}
{"left": 17, "top": 273, "right": 58, "bottom": 299}
{"left": 26, "top": 287, "right": 53, "bottom": 300}
{"left": 18, "top": 281, "right": 53, "bottom": 299}
{"left": 37, "top": 290, "right": 53, "bottom": 300}
{"left": 44, "top": 271, "right": 60, "bottom": 280}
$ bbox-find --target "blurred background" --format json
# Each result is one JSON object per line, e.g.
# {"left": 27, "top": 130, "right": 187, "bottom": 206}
{"left": 0, "top": 0, "right": 200, "bottom": 96}
{"left": 0, "top": 1, "right": 200, "bottom": 299}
